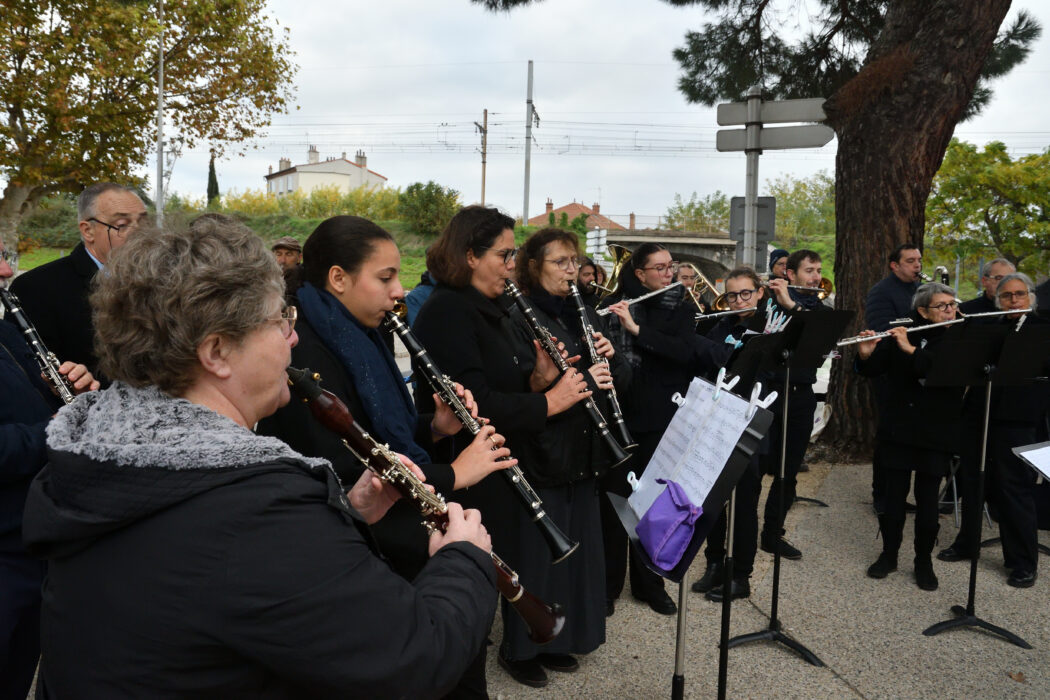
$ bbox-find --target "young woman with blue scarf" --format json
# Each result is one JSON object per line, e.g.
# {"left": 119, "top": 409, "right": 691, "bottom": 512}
{"left": 257, "top": 216, "right": 512, "bottom": 587}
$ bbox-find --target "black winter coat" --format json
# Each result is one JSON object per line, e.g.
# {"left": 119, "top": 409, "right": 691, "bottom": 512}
{"left": 864, "top": 274, "right": 918, "bottom": 332}
{"left": 7, "top": 242, "right": 102, "bottom": 378}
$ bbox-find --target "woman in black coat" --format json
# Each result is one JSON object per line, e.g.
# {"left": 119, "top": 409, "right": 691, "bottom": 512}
{"left": 257, "top": 216, "right": 509, "bottom": 582}
{"left": 855, "top": 282, "right": 965, "bottom": 591}
{"left": 413, "top": 206, "right": 593, "bottom": 691}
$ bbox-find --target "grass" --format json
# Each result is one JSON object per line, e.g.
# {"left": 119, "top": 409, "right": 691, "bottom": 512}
{"left": 17, "top": 247, "right": 68, "bottom": 271}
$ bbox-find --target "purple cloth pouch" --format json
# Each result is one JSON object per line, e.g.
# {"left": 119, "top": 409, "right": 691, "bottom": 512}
{"left": 635, "top": 479, "right": 703, "bottom": 571}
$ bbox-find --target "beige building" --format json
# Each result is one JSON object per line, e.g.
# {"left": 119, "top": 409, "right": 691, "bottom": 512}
{"left": 265, "top": 147, "right": 387, "bottom": 196}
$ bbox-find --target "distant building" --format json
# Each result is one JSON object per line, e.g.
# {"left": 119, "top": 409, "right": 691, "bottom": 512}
{"left": 527, "top": 199, "right": 626, "bottom": 231}
{"left": 265, "top": 147, "right": 387, "bottom": 196}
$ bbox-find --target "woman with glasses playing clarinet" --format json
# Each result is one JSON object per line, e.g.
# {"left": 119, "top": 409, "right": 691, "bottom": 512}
{"left": 413, "top": 207, "right": 594, "bottom": 691}
{"left": 853, "top": 282, "right": 965, "bottom": 591}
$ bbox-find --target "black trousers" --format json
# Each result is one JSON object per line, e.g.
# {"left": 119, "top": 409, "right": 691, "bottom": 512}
{"left": 1, "top": 550, "right": 45, "bottom": 700}
{"left": 882, "top": 468, "right": 941, "bottom": 557}
{"left": 760, "top": 384, "right": 817, "bottom": 539}
{"left": 949, "top": 413, "right": 1001, "bottom": 556}
{"left": 703, "top": 455, "right": 761, "bottom": 578}
{"left": 992, "top": 423, "right": 1040, "bottom": 573}
{"left": 601, "top": 429, "right": 666, "bottom": 601}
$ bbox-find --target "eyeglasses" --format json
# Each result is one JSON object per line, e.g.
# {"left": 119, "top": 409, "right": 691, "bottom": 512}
{"left": 984, "top": 274, "right": 1007, "bottom": 282}
{"left": 924, "top": 301, "right": 958, "bottom": 312}
{"left": 267, "top": 306, "right": 297, "bottom": 338}
{"left": 88, "top": 216, "right": 141, "bottom": 239}
{"left": 545, "top": 256, "right": 579, "bottom": 271}
{"left": 724, "top": 289, "right": 757, "bottom": 303}
{"left": 641, "top": 262, "right": 679, "bottom": 274}
{"left": 998, "top": 290, "right": 1031, "bottom": 302}
{"left": 0, "top": 249, "right": 18, "bottom": 267}
{"left": 479, "top": 246, "right": 518, "bottom": 264}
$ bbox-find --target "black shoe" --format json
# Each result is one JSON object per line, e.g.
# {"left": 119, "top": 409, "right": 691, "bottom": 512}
{"left": 904, "top": 501, "right": 917, "bottom": 513}
{"left": 605, "top": 599, "right": 615, "bottom": 617}
{"left": 690, "top": 561, "right": 724, "bottom": 594}
{"left": 867, "top": 552, "right": 898, "bottom": 579}
{"left": 705, "top": 578, "right": 751, "bottom": 602}
{"left": 936, "top": 544, "right": 974, "bottom": 562}
{"left": 1007, "top": 570, "right": 1037, "bottom": 588}
{"left": 537, "top": 653, "right": 578, "bottom": 673}
{"left": 914, "top": 558, "right": 938, "bottom": 591}
{"left": 761, "top": 535, "right": 802, "bottom": 560}
{"left": 938, "top": 500, "right": 955, "bottom": 515}
{"left": 498, "top": 653, "right": 548, "bottom": 688}
{"left": 633, "top": 589, "right": 677, "bottom": 615}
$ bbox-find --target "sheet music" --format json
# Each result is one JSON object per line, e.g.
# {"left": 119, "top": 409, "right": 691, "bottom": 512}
{"left": 629, "top": 377, "right": 752, "bottom": 518}
{"left": 1014, "top": 442, "right": 1050, "bottom": 481}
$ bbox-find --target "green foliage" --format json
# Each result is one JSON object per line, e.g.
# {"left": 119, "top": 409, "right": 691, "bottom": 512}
{"left": 219, "top": 185, "right": 401, "bottom": 221}
{"left": 15, "top": 195, "right": 80, "bottom": 249}
{"left": 207, "top": 155, "right": 220, "bottom": 206}
{"left": 396, "top": 181, "right": 461, "bottom": 237}
{"left": 664, "top": 191, "right": 729, "bottom": 232}
{"left": 767, "top": 172, "right": 836, "bottom": 279}
{"left": 925, "top": 139, "right": 1050, "bottom": 279}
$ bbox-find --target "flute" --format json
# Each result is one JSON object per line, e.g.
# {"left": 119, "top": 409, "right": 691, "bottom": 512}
{"left": 596, "top": 281, "right": 684, "bottom": 316}
{"left": 504, "top": 280, "right": 631, "bottom": 466}
{"left": 694, "top": 306, "right": 758, "bottom": 321}
{"left": 566, "top": 281, "right": 636, "bottom": 450}
{"left": 382, "top": 306, "right": 579, "bottom": 564}
{"left": 836, "top": 309, "right": 1032, "bottom": 347}
{"left": 286, "top": 366, "right": 566, "bottom": 645}
{"left": 0, "top": 288, "right": 75, "bottom": 403}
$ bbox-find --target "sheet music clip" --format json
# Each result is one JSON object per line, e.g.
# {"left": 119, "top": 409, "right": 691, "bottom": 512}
{"left": 712, "top": 367, "right": 739, "bottom": 401}
{"left": 747, "top": 382, "right": 778, "bottom": 420}
{"left": 626, "top": 471, "right": 641, "bottom": 492}
{"left": 670, "top": 392, "right": 686, "bottom": 407}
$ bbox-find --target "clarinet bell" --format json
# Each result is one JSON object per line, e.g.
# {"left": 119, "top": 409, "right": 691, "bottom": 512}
{"left": 540, "top": 517, "right": 580, "bottom": 565}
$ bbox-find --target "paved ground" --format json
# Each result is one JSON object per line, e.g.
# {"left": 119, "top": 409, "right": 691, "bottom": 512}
{"left": 486, "top": 461, "right": 1050, "bottom": 699}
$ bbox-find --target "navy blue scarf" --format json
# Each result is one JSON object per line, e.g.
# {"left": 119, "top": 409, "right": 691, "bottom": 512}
{"left": 295, "top": 283, "right": 431, "bottom": 465}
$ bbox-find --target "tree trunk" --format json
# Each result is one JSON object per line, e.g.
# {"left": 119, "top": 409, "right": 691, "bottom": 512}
{"left": 816, "top": 0, "right": 1011, "bottom": 462}
{"left": 0, "top": 183, "right": 37, "bottom": 249}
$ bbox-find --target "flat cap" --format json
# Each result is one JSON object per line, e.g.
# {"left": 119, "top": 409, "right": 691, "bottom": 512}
{"left": 271, "top": 236, "right": 302, "bottom": 253}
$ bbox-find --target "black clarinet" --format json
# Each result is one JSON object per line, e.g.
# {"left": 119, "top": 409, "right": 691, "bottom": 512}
{"left": 566, "top": 282, "right": 636, "bottom": 450}
{"left": 384, "top": 305, "right": 579, "bottom": 563}
{"left": 504, "top": 280, "right": 631, "bottom": 467}
{"left": 1, "top": 288, "right": 75, "bottom": 404}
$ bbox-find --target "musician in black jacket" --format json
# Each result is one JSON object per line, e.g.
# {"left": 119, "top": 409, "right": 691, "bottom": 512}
{"left": 959, "top": 258, "right": 1015, "bottom": 315}
{"left": 854, "top": 283, "right": 964, "bottom": 590}
{"left": 413, "top": 206, "right": 592, "bottom": 691}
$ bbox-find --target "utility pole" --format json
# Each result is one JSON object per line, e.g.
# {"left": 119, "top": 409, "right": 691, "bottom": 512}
{"left": 523, "top": 60, "right": 535, "bottom": 224}
{"left": 474, "top": 109, "right": 488, "bottom": 206}
{"left": 155, "top": 0, "right": 165, "bottom": 226}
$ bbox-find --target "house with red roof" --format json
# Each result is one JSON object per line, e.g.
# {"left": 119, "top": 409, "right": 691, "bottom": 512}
{"left": 527, "top": 199, "right": 626, "bottom": 231}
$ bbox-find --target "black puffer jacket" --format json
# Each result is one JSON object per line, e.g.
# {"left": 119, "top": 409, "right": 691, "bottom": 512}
{"left": 22, "top": 383, "right": 496, "bottom": 699}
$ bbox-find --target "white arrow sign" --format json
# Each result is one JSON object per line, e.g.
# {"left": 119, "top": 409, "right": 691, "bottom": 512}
{"left": 716, "top": 97, "right": 827, "bottom": 126}
{"left": 716, "top": 124, "right": 835, "bottom": 152}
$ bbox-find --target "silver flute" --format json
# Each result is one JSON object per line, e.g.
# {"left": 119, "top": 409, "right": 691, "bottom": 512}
{"left": 0, "top": 288, "right": 76, "bottom": 403}
{"left": 837, "top": 309, "right": 1032, "bottom": 347}
{"left": 596, "top": 281, "right": 684, "bottom": 316}
{"left": 694, "top": 306, "right": 758, "bottom": 321}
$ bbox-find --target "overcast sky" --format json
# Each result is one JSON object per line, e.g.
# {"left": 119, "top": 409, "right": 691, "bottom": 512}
{"left": 156, "top": 0, "right": 1050, "bottom": 228}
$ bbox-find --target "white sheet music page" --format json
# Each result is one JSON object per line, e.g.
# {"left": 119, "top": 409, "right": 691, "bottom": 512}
{"left": 628, "top": 377, "right": 752, "bottom": 519}
{"left": 1013, "top": 442, "right": 1050, "bottom": 481}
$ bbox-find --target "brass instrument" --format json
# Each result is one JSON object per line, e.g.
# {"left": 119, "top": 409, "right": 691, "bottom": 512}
{"left": 678, "top": 263, "right": 718, "bottom": 312}
{"left": 0, "top": 288, "right": 76, "bottom": 403}
{"left": 919, "top": 266, "right": 950, "bottom": 286}
{"left": 595, "top": 244, "right": 632, "bottom": 300}
{"left": 709, "top": 277, "right": 833, "bottom": 311}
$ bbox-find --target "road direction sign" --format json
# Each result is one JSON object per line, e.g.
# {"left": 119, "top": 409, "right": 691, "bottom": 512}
{"left": 729, "top": 197, "right": 775, "bottom": 241}
{"left": 716, "top": 124, "right": 835, "bottom": 152}
{"left": 716, "top": 97, "right": 827, "bottom": 126}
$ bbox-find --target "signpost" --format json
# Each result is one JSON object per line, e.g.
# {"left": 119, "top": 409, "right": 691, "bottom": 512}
{"left": 717, "top": 88, "right": 835, "bottom": 267}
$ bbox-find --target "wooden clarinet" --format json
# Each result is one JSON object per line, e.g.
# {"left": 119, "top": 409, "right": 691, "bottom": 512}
{"left": 0, "top": 288, "right": 75, "bottom": 404}
{"left": 285, "top": 366, "right": 566, "bottom": 645}
{"left": 504, "top": 280, "right": 631, "bottom": 466}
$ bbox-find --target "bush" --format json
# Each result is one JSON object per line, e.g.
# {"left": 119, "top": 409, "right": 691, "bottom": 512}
{"left": 397, "top": 181, "right": 460, "bottom": 237}
{"left": 17, "top": 195, "right": 80, "bottom": 249}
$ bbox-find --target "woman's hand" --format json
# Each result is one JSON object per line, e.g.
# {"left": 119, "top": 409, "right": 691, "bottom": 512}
{"left": 348, "top": 455, "right": 428, "bottom": 525}
{"left": 528, "top": 338, "right": 581, "bottom": 391}
{"left": 57, "top": 361, "right": 99, "bottom": 394}
{"left": 888, "top": 326, "right": 916, "bottom": 355}
{"left": 587, "top": 362, "right": 614, "bottom": 391}
{"left": 429, "top": 502, "right": 491, "bottom": 556}
{"left": 592, "top": 331, "right": 614, "bottom": 359}
{"left": 855, "top": 330, "right": 883, "bottom": 360}
{"left": 431, "top": 383, "right": 475, "bottom": 441}
{"left": 545, "top": 368, "right": 591, "bottom": 416}
{"left": 451, "top": 424, "right": 515, "bottom": 489}
{"left": 606, "top": 301, "right": 639, "bottom": 336}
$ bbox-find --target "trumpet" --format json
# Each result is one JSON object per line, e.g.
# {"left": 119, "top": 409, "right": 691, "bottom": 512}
{"left": 596, "top": 281, "right": 685, "bottom": 316}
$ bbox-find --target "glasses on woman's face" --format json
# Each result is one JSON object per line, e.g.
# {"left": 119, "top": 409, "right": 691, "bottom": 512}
{"left": 479, "top": 246, "right": 518, "bottom": 264}
{"left": 267, "top": 306, "right": 297, "bottom": 338}
{"left": 998, "top": 290, "right": 1030, "bottom": 302}
{"left": 642, "top": 262, "right": 678, "bottom": 275}
{"left": 724, "top": 289, "right": 756, "bottom": 303}
{"left": 924, "top": 300, "right": 958, "bottom": 312}
{"left": 545, "top": 256, "right": 579, "bottom": 272}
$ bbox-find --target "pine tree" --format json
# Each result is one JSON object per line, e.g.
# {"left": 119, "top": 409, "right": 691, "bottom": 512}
{"left": 207, "top": 154, "right": 220, "bottom": 207}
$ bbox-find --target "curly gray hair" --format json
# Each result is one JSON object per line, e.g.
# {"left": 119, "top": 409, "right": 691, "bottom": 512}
{"left": 92, "top": 219, "right": 284, "bottom": 394}
{"left": 912, "top": 282, "right": 957, "bottom": 310}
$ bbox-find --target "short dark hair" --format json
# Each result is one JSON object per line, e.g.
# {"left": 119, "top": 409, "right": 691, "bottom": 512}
{"left": 786, "top": 249, "right": 821, "bottom": 273}
{"left": 888, "top": 243, "right": 921, "bottom": 266}
{"left": 427, "top": 205, "right": 515, "bottom": 287}
{"left": 725, "top": 266, "right": 762, "bottom": 290}
{"left": 515, "top": 227, "right": 580, "bottom": 295}
{"left": 302, "top": 216, "right": 394, "bottom": 289}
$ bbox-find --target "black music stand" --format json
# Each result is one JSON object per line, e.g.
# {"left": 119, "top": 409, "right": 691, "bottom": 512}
{"left": 921, "top": 321, "right": 1049, "bottom": 649}
{"left": 608, "top": 397, "right": 772, "bottom": 700}
{"left": 724, "top": 310, "right": 852, "bottom": 667}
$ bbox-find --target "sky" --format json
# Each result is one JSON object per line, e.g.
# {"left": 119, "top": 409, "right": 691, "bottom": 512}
{"left": 154, "top": 0, "right": 1050, "bottom": 229}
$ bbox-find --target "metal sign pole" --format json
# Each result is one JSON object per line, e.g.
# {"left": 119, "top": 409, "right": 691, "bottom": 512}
{"left": 742, "top": 87, "right": 762, "bottom": 268}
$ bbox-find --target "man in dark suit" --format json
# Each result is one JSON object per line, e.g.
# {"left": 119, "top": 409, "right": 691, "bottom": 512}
{"left": 864, "top": 243, "right": 923, "bottom": 332}
{"left": 8, "top": 183, "right": 147, "bottom": 378}
{"left": 959, "top": 258, "right": 1015, "bottom": 315}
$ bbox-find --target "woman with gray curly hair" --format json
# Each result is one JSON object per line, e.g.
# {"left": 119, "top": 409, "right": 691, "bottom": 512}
{"left": 21, "top": 220, "right": 497, "bottom": 698}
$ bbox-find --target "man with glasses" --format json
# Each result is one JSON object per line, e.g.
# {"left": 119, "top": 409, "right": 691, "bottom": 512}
{"left": 959, "top": 258, "right": 1016, "bottom": 315}
{"left": 7, "top": 183, "right": 146, "bottom": 379}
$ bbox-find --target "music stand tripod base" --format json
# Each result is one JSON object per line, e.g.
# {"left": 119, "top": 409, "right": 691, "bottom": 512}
{"left": 922, "top": 606, "right": 1032, "bottom": 649}
{"left": 794, "top": 495, "right": 829, "bottom": 507}
{"left": 726, "top": 624, "right": 826, "bottom": 666}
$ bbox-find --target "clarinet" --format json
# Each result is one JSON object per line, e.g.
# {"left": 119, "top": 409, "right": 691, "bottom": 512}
{"left": 383, "top": 306, "right": 579, "bottom": 563}
{"left": 0, "top": 288, "right": 76, "bottom": 404}
{"left": 285, "top": 366, "right": 566, "bottom": 645}
{"left": 504, "top": 280, "right": 631, "bottom": 467}
{"left": 566, "top": 282, "right": 637, "bottom": 450}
